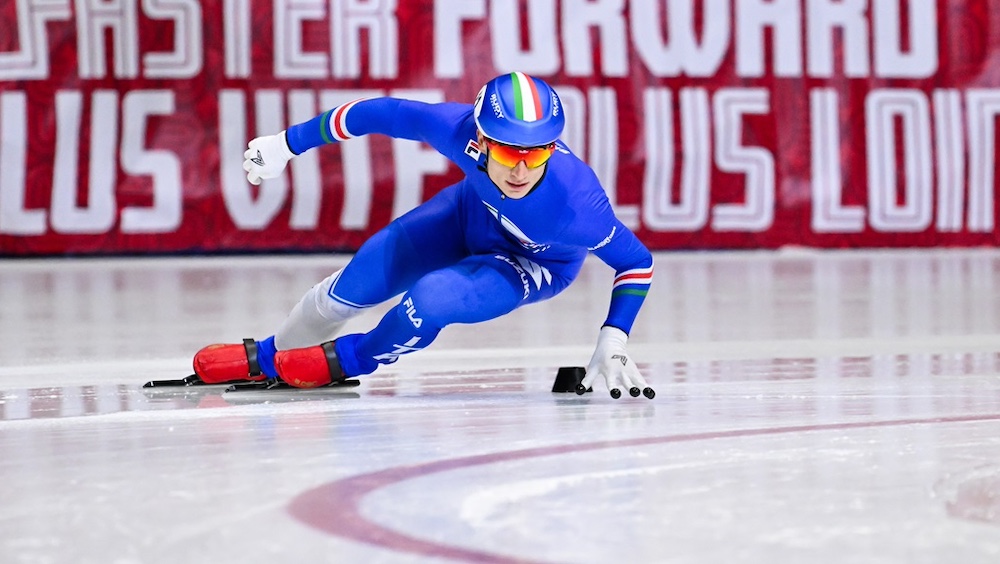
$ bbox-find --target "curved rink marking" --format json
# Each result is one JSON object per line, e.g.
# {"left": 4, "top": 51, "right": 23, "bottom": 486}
{"left": 288, "top": 413, "right": 1000, "bottom": 564}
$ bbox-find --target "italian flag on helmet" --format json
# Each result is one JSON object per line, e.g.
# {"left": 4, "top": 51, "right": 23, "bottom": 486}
{"left": 474, "top": 72, "right": 565, "bottom": 147}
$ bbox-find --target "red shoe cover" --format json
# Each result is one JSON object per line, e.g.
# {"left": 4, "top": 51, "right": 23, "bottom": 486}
{"left": 274, "top": 346, "right": 333, "bottom": 388}
{"left": 193, "top": 343, "right": 265, "bottom": 384}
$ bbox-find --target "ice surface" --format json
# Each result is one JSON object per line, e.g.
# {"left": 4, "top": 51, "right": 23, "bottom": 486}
{"left": 2, "top": 250, "right": 999, "bottom": 563}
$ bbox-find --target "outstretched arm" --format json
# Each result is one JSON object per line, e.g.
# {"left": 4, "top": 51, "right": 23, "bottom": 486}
{"left": 241, "top": 98, "right": 471, "bottom": 185}
{"left": 285, "top": 98, "right": 470, "bottom": 154}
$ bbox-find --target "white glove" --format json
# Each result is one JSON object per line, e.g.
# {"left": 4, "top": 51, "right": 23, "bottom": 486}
{"left": 243, "top": 131, "right": 296, "bottom": 185}
{"left": 580, "top": 326, "right": 654, "bottom": 399}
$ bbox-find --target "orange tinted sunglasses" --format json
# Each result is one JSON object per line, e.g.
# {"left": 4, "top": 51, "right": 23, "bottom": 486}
{"left": 483, "top": 138, "right": 555, "bottom": 169}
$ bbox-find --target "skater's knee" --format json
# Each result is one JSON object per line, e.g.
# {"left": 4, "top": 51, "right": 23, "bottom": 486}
{"left": 403, "top": 271, "right": 468, "bottom": 328}
{"left": 317, "top": 270, "right": 367, "bottom": 321}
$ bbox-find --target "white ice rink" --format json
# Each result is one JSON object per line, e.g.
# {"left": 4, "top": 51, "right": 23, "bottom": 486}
{"left": 2, "top": 249, "right": 1000, "bottom": 563}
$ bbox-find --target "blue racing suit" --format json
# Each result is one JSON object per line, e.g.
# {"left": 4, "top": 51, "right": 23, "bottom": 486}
{"left": 263, "top": 97, "right": 653, "bottom": 377}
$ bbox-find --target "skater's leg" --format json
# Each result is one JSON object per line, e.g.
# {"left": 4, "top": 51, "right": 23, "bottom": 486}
{"left": 275, "top": 255, "right": 523, "bottom": 383}
{"left": 193, "top": 185, "right": 468, "bottom": 383}
{"left": 274, "top": 184, "right": 469, "bottom": 350}
{"left": 332, "top": 253, "right": 576, "bottom": 377}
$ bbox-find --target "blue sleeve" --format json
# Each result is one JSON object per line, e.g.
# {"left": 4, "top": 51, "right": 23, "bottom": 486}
{"left": 285, "top": 98, "right": 472, "bottom": 163}
{"left": 559, "top": 176, "right": 653, "bottom": 335}
{"left": 590, "top": 226, "right": 653, "bottom": 335}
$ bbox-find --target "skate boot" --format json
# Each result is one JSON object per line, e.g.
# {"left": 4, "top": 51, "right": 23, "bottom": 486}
{"left": 192, "top": 339, "right": 269, "bottom": 384}
{"left": 274, "top": 341, "right": 345, "bottom": 388}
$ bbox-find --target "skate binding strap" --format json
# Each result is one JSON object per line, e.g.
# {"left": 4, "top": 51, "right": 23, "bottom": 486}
{"left": 321, "top": 341, "right": 345, "bottom": 383}
{"left": 243, "top": 338, "right": 263, "bottom": 377}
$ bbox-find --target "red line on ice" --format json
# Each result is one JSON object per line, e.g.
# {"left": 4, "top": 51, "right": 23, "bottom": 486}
{"left": 288, "top": 413, "right": 1000, "bottom": 563}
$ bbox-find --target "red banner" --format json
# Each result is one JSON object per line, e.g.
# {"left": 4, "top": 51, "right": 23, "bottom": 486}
{"left": 1, "top": 0, "right": 998, "bottom": 255}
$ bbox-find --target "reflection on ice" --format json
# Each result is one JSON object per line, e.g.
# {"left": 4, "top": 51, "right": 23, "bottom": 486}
{"left": 3, "top": 351, "right": 999, "bottom": 421}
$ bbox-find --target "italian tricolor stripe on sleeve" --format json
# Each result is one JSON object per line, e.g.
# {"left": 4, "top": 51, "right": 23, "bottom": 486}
{"left": 612, "top": 266, "right": 653, "bottom": 297}
{"left": 322, "top": 98, "right": 366, "bottom": 142}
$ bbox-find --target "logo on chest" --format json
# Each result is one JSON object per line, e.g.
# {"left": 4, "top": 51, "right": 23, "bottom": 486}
{"left": 481, "top": 201, "right": 551, "bottom": 253}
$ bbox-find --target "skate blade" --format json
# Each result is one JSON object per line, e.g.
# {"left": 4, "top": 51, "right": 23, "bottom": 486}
{"left": 225, "top": 378, "right": 361, "bottom": 393}
{"left": 142, "top": 374, "right": 204, "bottom": 388}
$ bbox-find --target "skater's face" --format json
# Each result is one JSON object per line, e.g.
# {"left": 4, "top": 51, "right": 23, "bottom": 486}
{"left": 479, "top": 133, "right": 551, "bottom": 199}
